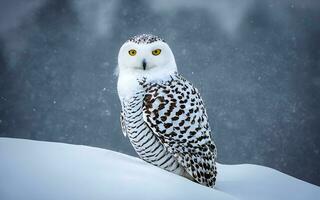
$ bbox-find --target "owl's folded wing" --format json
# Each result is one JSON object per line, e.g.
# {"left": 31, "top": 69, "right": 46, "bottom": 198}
{"left": 142, "top": 76, "right": 217, "bottom": 187}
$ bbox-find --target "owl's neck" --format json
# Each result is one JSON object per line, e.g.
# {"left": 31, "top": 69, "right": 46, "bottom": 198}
{"left": 117, "top": 67, "right": 177, "bottom": 100}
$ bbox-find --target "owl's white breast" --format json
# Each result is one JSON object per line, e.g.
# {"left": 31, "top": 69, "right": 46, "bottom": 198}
{"left": 117, "top": 72, "right": 142, "bottom": 100}
{"left": 117, "top": 67, "right": 177, "bottom": 100}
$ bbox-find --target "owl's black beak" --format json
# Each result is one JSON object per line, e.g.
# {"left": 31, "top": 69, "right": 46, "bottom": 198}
{"left": 142, "top": 59, "right": 147, "bottom": 70}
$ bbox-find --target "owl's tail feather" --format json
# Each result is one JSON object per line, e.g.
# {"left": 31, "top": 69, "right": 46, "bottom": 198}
{"left": 180, "top": 168, "right": 215, "bottom": 188}
{"left": 181, "top": 169, "right": 196, "bottom": 181}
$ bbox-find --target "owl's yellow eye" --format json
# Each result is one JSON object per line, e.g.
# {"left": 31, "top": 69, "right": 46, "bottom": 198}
{"left": 128, "top": 49, "right": 137, "bottom": 56}
{"left": 152, "top": 49, "right": 161, "bottom": 56}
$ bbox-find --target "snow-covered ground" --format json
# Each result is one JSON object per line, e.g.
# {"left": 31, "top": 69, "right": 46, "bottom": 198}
{"left": 0, "top": 138, "right": 319, "bottom": 200}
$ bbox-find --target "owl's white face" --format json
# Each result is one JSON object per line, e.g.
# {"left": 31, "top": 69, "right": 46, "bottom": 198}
{"left": 117, "top": 41, "right": 177, "bottom": 77}
{"left": 117, "top": 34, "right": 178, "bottom": 99}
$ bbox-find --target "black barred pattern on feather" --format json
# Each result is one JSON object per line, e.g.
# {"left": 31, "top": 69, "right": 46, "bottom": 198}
{"left": 120, "top": 90, "right": 186, "bottom": 176}
{"left": 127, "top": 34, "right": 165, "bottom": 44}
{"left": 120, "top": 73, "right": 217, "bottom": 187}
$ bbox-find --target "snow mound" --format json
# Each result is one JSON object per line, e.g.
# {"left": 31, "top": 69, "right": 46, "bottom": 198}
{"left": 0, "top": 138, "right": 319, "bottom": 200}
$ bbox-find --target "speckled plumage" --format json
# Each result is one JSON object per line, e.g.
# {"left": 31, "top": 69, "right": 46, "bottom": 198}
{"left": 117, "top": 34, "right": 217, "bottom": 187}
{"left": 120, "top": 73, "right": 217, "bottom": 187}
{"left": 127, "top": 34, "right": 165, "bottom": 44}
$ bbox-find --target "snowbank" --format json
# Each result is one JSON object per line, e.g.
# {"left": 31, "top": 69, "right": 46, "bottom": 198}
{"left": 0, "top": 138, "right": 319, "bottom": 200}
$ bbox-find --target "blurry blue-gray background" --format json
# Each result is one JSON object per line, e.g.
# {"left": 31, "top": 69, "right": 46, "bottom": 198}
{"left": 0, "top": 0, "right": 319, "bottom": 186}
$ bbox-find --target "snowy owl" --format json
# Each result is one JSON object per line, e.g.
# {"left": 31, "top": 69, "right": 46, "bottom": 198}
{"left": 117, "top": 34, "right": 217, "bottom": 187}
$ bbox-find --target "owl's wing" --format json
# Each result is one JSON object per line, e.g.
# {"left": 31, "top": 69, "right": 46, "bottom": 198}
{"left": 142, "top": 74, "right": 217, "bottom": 187}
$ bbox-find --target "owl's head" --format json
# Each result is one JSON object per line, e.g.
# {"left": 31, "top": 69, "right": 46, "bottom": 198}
{"left": 117, "top": 34, "right": 177, "bottom": 78}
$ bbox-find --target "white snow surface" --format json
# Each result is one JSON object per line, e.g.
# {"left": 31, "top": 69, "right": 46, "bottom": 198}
{"left": 0, "top": 138, "right": 319, "bottom": 200}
